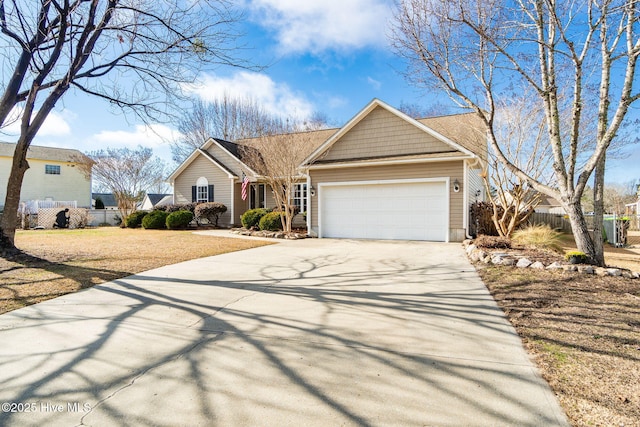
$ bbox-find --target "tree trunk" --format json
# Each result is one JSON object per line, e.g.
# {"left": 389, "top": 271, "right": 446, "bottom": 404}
{"left": 0, "top": 138, "right": 31, "bottom": 251}
{"left": 592, "top": 155, "right": 606, "bottom": 266}
{"left": 565, "top": 201, "right": 600, "bottom": 266}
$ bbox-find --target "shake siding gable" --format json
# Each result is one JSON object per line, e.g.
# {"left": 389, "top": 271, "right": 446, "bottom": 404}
{"left": 174, "top": 155, "right": 233, "bottom": 225}
{"left": 320, "top": 106, "right": 458, "bottom": 162}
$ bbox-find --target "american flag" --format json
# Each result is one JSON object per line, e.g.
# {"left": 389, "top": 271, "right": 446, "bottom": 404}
{"left": 241, "top": 173, "right": 249, "bottom": 201}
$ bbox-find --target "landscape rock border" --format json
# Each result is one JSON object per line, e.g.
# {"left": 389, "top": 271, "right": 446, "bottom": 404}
{"left": 230, "top": 227, "right": 308, "bottom": 240}
{"left": 463, "top": 239, "right": 640, "bottom": 279}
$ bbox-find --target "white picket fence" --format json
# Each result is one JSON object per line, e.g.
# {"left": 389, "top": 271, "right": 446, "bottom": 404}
{"left": 20, "top": 200, "right": 77, "bottom": 214}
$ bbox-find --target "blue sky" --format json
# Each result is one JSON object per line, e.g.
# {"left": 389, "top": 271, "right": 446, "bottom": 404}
{"left": 4, "top": 0, "right": 638, "bottom": 185}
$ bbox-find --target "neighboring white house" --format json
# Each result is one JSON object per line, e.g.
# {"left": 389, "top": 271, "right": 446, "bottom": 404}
{"left": 535, "top": 195, "right": 566, "bottom": 214}
{"left": 0, "top": 142, "right": 92, "bottom": 210}
{"left": 140, "top": 193, "right": 172, "bottom": 210}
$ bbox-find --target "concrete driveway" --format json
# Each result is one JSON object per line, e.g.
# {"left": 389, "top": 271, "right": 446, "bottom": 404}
{"left": 0, "top": 238, "right": 568, "bottom": 426}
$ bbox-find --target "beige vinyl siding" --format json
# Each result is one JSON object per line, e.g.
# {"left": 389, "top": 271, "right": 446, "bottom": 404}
{"left": 265, "top": 186, "right": 277, "bottom": 210}
{"left": 203, "top": 144, "right": 242, "bottom": 176}
{"left": 174, "top": 155, "right": 233, "bottom": 225}
{"left": 0, "top": 157, "right": 91, "bottom": 208}
{"left": 467, "top": 164, "right": 484, "bottom": 206}
{"left": 309, "top": 161, "right": 465, "bottom": 237}
{"left": 321, "top": 106, "right": 457, "bottom": 162}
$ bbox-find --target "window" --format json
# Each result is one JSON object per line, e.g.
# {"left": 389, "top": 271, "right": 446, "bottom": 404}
{"left": 192, "top": 177, "right": 212, "bottom": 203}
{"left": 45, "top": 165, "right": 61, "bottom": 175}
{"left": 293, "top": 183, "right": 307, "bottom": 214}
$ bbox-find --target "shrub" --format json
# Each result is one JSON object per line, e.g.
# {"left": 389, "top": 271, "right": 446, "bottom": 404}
{"left": 142, "top": 210, "right": 168, "bottom": 229}
{"left": 565, "top": 250, "right": 589, "bottom": 264}
{"left": 194, "top": 202, "right": 227, "bottom": 227}
{"left": 512, "top": 224, "right": 562, "bottom": 253}
{"left": 166, "top": 210, "right": 194, "bottom": 229}
{"left": 163, "top": 203, "right": 197, "bottom": 213}
{"left": 69, "top": 209, "right": 92, "bottom": 229}
{"left": 241, "top": 208, "right": 270, "bottom": 229}
{"left": 95, "top": 197, "right": 105, "bottom": 210}
{"left": 125, "top": 211, "right": 148, "bottom": 228}
{"left": 259, "top": 211, "right": 283, "bottom": 231}
{"left": 474, "top": 235, "right": 512, "bottom": 249}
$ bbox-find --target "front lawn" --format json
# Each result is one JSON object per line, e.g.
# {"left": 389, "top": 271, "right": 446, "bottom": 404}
{"left": 0, "top": 228, "right": 272, "bottom": 314}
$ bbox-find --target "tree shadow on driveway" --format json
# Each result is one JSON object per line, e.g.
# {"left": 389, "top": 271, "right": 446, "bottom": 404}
{"left": 0, "top": 246, "right": 568, "bottom": 426}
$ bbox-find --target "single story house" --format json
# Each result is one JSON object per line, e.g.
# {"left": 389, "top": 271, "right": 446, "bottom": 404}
{"left": 535, "top": 195, "right": 565, "bottom": 214}
{"left": 168, "top": 99, "right": 487, "bottom": 242}
{"left": 0, "top": 142, "right": 92, "bottom": 210}
{"left": 92, "top": 193, "right": 118, "bottom": 210}
{"left": 140, "top": 193, "right": 173, "bottom": 211}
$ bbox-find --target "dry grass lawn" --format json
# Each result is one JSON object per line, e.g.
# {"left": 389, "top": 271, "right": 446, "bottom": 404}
{"left": 0, "top": 227, "right": 272, "bottom": 314}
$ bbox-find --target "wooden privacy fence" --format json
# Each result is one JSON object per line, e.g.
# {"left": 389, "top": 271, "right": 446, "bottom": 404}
{"left": 528, "top": 213, "right": 573, "bottom": 232}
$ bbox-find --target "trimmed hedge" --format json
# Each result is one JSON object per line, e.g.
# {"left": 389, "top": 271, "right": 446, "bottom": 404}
{"left": 142, "top": 210, "right": 169, "bottom": 229}
{"left": 259, "top": 211, "right": 283, "bottom": 231}
{"left": 241, "top": 208, "right": 269, "bottom": 229}
{"left": 166, "top": 210, "right": 194, "bottom": 229}
{"left": 125, "top": 211, "right": 148, "bottom": 228}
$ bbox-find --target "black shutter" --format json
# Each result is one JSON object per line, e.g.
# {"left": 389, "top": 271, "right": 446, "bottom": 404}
{"left": 208, "top": 185, "right": 214, "bottom": 202}
{"left": 191, "top": 186, "right": 196, "bottom": 202}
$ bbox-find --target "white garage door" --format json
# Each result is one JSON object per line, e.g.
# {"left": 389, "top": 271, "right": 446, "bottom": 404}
{"left": 319, "top": 180, "right": 448, "bottom": 241}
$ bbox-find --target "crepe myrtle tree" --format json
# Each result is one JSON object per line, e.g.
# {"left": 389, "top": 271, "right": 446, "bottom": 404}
{"left": 0, "top": 0, "right": 246, "bottom": 251}
{"left": 77, "top": 146, "right": 167, "bottom": 224}
{"left": 391, "top": 0, "right": 640, "bottom": 265}
{"left": 239, "top": 122, "right": 316, "bottom": 234}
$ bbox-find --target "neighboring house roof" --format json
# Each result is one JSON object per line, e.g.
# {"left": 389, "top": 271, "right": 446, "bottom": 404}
{"left": 0, "top": 141, "right": 90, "bottom": 163}
{"left": 155, "top": 195, "right": 173, "bottom": 207}
{"left": 92, "top": 193, "right": 117, "bottom": 207}
{"left": 146, "top": 193, "right": 172, "bottom": 206}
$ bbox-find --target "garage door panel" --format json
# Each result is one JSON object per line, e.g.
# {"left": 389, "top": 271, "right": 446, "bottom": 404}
{"left": 320, "top": 181, "right": 448, "bottom": 241}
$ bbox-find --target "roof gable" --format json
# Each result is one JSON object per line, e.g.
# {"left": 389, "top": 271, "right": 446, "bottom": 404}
{"left": 302, "top": 99, "right": 480, "bottom": 166}
{"left": 0, "top": 141, "right": 89, "bottom": 163}
{"left": 167, "top": 138, "right": 245, "bottom": 182}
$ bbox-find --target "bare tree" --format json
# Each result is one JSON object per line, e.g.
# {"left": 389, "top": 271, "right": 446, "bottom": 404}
{"left": 482, "top": 93, "right": 554, "bottom": 236}
{"left": 603, "top": 181, "right": 638, "bottom": 214}
{"left": 239, "top": 124, "right": 315, "bottom": 233}
{"left": 391, "top": 0, "right": 640, "bottom": 265}
{"left": 78, "top": 146, "right": 167, "bottom": 223}
{"left": 172, "top": 93, "right": 285, "bottom": 164}
{"left": 0, "top": 0, "right": 245, "bottom": 250}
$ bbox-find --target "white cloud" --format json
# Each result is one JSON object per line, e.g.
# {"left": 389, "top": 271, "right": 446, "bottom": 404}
{"left": 184, "top": 71, "right": 315, "bottom": 119}
{"left": 1, "top": 108, "right": 72, "bottom": 137}
{"left": 248, "top": 0, "right": 392, "bottom": 54}
{"left": 367, "top": 77, "right": 382, "bottom": 90}
{"left": 87, "top": 124, "right": 181, "bottom": 162}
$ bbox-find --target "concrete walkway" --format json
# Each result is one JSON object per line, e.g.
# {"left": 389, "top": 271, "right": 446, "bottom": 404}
{"left": 0, "top": 238, "right": 569, "bottom": 426}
